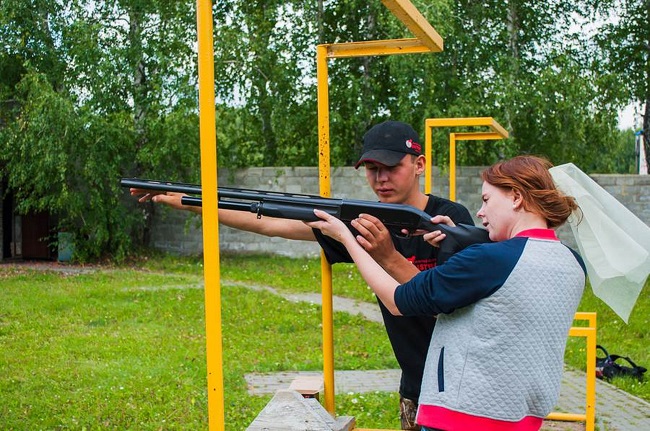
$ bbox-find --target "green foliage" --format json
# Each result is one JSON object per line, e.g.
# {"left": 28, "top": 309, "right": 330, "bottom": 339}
{"left": 0, "top": 1, "right": 645, "bottom": 261}
{"left": 0, "top": 0, "right": 201, "bottom": 260}
{"left": 590, "top": 0, "right": 650, "bottom": 170}
{"left": 213, "top": 0, "right": 319, "bottom": 167}
{"left": 0, "top": 72, "right": 139, "bottom": 260}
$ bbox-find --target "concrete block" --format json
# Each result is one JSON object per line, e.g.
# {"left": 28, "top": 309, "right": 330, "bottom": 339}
{"left": 246, "top": 390, "right": 355, "bottom": 431}
{"left": 289, "top": 375, "right": 324, "bottom": 399}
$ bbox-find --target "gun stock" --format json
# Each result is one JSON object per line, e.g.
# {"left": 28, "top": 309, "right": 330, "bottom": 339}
{"left": 121, "top": 178, "right": 491, "bottom": 257}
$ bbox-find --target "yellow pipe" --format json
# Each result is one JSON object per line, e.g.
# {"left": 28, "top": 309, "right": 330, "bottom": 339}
{"left": 546, "top": 313, "right": 597, "bottom": 431}
{"left": 574, "top": 311, "right": 597, "bottom": 327}
{"left": 546, "top": 412, "right": 587, "bottom": 421}
{"left": 325, "top": 39, "right": 435, "bottom": 58}
{"left": 585, "top": 329, "right": 597, "bottom": 431}
{"left": 317, "top": 44, "right": 336, "bottom": 414}
{"left": 196, "top": 1, "right": 224, "bottom": 430}
{"left": 381, "top": 0, "right": 444, "bottom": 51}
{"left": 313, "top": 1, "right": 448, "bottom": 419}
{"left": 320, "top": 252, "right": 335, "bottom": 414}
{"left": 424, "top": 117, "right": 508, "bottom": 203}
{"left": 426, "top": 117, "right": 509, "bottom": 138}
{"left": 424, "top": 122, "right": 432, "bottom": 195}
{"left": 449, "top": 133, "right": 456, "bottom": 201}
{"left": 451, "top": 132, "right": 505, "bottom": 141}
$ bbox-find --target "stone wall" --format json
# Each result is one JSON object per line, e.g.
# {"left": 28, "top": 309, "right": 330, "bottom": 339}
{"left": 149, "top": 167, "right": 650, "bottom": 257}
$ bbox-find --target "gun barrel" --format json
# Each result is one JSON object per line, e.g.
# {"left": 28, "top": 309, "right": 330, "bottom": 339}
{"left": 122, "top": 177, "right": 492, "bottom": 257}
{"left": 121, "top": 178, "right": 341, "bottom": 206}
{"left": 120, "top": 178, "right": 202, "bottom": 195}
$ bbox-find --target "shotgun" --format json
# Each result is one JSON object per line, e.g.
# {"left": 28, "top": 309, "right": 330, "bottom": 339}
{"left": 120, "top": 178, "right": 491, "bottom": 257}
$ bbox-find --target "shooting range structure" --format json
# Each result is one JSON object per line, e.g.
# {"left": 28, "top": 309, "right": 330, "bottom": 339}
{"left": 193, "top": 1, "right": 596, "bottom": 430}
{"left": 194, "top": 1, "right": 445, "bottom": 429}
{"left": 424, "top": 117, "right": 509, "bottom": 201}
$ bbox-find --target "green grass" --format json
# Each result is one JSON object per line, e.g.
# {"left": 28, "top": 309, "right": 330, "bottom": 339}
{"left": 0, "top": 257, "right": 399, "bottom": 430}
{"left": 1, "top": 253, "right": 648, "bottom": 430}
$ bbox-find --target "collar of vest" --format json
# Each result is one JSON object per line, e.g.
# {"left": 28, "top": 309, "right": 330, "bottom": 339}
{"left": 515, "top": 228, "right": 558, "bottom": 241}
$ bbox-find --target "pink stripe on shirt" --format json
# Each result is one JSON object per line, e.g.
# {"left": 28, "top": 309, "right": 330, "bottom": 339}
{"left": 418, "top": 405, "right": 543, "bottom": 431}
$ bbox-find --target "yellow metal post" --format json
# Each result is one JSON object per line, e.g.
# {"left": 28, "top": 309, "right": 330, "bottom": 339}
{"left": 546, "top": 312, "right": 597, "bottom": 431}
{"left": 196, "top": 1, "right": 224, "bottom": 430}
{"left": 380, "top": 0, "right": 444, "bottom": 51}
{"left": 424, "top": 123, "right": 433, "bottom": 195}
{"left": 315, "top": 0, "right": 444, "bottom": 422}
{"left": 449, "top": 133, "right": 457, "bottom": 201}
{"left": 317, "top": 44, "right": 336, "bottom": 414}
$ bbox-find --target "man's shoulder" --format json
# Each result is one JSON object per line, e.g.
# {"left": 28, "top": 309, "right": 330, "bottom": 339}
{"left": 426, "top": 194, "right": 462, "bottom": 206}
{"left": 424, "top": 194, "right": 474, "bottom": 224}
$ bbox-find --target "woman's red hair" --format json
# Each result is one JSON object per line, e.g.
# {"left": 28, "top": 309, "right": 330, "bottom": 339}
{"left": 481, "top": 156, "right": 579, "bottom": 228}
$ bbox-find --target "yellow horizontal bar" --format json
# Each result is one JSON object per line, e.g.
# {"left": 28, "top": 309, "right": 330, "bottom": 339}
{"left": 381, "top": 0, "right": 444, "bottom": 51}
{"left": 427, "top": 117, "right": 496, "bottom": 127}
{"left": 426, "top": 117, "right": 509, "bottom": 138}
{"left": 568, "top": 327, "right": 595, "bottom": 337}
{"left": 546, "top": 412, "right": 587, "bottom": 422}
{"left": 323, "top": 39, "right": 435, "bottom": 58}
{"left": 574, "top": 311, "right": 597, "bottom": 327}
{"left": 452, "top": 132, "right": 506, "bottom": 141}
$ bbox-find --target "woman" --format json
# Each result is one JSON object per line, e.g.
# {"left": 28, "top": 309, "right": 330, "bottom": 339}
{"left": 307, "top": 155, "right": 586, "bottom": 431}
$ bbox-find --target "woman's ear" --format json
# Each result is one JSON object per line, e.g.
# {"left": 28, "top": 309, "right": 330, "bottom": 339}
{"left": 512, "top": 189, "right": 523, "bottom": 209}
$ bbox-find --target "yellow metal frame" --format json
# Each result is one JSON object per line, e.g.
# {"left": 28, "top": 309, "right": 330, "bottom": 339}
{"left": 194, "top": 1, "right": 443, "bottom": 429}
{"left": 196, "top": 2, "right": 224, "bottom": 430}
{"left": 424, "top": 117, "right": 509, "bottom": 201}
{"left": 546, "top": 312, "right": 597, "bottom": 431}
{"left": 317, "top": 1, "right": 443, "bottom": 417}
{"left": 195, "top": 2, "right": 593, "bottom": 431}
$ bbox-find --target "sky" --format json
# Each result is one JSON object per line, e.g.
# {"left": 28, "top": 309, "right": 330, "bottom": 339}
{"left": 618, "top": 103, "right": 643, "bottom": 130}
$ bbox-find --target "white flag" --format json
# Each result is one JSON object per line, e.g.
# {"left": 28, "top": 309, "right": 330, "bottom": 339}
{"left": 550, "top": 163, "right": 649, "bottom": 323}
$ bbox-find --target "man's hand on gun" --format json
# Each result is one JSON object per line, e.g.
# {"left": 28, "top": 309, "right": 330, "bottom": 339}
{"left": 421, "top": 215, "right": 455, "bottom": 248}
{"left": 129, "top": 188, "right": 189, "bottom": 211}
{"left": 351, "top": 214, "right": 398, "bottom": 260}
{"left": 309, "top": 210, "right": 452, "bottom": 253}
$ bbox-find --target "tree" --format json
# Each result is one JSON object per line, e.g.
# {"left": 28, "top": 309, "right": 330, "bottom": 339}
{"left": 421, "top": 0, "right": 626, "bottom": 171}
{"left": 0, "top": 0, "right": 201, "bottom": 259}
{"left": 590, "top": 0, "right": 650, "bottom": 172}
{"left": 213, "top": 0, "right": 319, "bottom": 167}
{"left": 0, "top": 0, "right": 641, "bottom": 261}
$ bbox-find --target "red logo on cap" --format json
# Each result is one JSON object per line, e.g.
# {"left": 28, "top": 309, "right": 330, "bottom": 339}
{"left": 406, "top": 139, "right": 421, "bottom": 153}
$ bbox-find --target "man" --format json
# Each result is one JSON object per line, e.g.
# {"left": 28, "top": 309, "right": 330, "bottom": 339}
{"left": 131, "top": 120, "right": 474, "bottom": 430}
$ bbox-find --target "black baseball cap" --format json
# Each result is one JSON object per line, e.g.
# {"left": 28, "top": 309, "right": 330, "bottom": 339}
{"left": 354, "top": 121, "right": 422, "bottom": 169}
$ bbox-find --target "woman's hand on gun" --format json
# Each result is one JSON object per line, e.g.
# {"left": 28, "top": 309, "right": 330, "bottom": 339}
{"left": 417, "top": 215, "right": 456, "bottom": 248}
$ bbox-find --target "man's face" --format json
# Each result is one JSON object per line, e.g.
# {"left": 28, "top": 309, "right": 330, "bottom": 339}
{"left": 363, "top": 154, "right": 422, "bottom": 204}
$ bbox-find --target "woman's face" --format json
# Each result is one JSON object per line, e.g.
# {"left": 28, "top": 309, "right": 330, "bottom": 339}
{"left": 476, "top": 181, "right": 518, "bottom": 241}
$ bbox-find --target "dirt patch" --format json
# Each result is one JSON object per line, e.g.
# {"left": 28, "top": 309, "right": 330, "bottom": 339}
{"left": 0, "top": 260, "right": 101, "bottom": 277}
